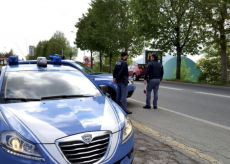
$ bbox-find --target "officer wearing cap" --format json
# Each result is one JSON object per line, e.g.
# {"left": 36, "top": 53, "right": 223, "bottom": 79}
{"left": 143, "top": 53, "right": 164, "bottom": 109}
{"left": 113, "top": 52, "right": 132, "bottom": 114}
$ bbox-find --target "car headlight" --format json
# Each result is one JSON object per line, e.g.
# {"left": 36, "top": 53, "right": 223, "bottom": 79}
{"left": 122, "top": 116, "right": 133, "bottom": 144}
{"left": 0, "top": 131, "right": 44, "bottom": 161}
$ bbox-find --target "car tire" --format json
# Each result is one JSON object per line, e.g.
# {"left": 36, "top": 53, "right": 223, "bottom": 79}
{"left": 106, "top": 88, "right": 116, "bottom": 101}
{"left": 133, "top": 74, "right": 139, "bottom": 81}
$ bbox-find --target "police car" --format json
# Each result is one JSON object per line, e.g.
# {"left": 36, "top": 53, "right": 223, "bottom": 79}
{"left": 48, "top": 57, "right": 135, "bottom": 101}
{"left": 0, "top": 56, "right": 134, "bottom": 164}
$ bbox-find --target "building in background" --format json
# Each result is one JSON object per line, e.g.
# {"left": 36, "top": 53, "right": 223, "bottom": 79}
{"left": 0, "top": 57, "right": 9, "bottom": 65}
{"left": 133, "top": 55, "right": 201, "bottom": 81}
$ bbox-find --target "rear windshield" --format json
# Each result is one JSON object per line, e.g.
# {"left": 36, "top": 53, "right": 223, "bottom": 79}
{"left": 0, "top": 71, "right": 102, "bottom": 104}
{"left": 138, "top": 64, "right": 147, "bottom": 69}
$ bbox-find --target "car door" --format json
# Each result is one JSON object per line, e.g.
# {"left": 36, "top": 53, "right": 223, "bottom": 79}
{"left": 128, "top": 64, "right": 134, "bottom": 77}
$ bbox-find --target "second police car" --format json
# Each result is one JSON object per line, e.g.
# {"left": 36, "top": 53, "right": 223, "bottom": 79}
{"left": 0, "top": 56, "right": 134, "bottom": 164}
{"left": 48, "top": 55, "right": 136, "bottom": 101}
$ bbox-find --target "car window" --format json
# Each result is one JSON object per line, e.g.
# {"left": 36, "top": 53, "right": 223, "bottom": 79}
{"left": 0, "top": 71, "right": 102, "bottom": 104}
{"left": 73, "top": 62, "right": 97, "bottom": 75}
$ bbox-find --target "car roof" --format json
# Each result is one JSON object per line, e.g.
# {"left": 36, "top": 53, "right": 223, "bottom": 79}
{"left": 5, "top": 64, "right": 78, "bottom": 72}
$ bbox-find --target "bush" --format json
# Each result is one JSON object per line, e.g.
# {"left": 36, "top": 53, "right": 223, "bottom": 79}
{"left": 173, "top": 60, "right": 194, "bottom": 81}
{"left": 196, "top": 57, "right": 230, "bottom": 84}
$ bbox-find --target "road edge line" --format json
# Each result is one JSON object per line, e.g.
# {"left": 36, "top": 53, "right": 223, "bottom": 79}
{"left": 132, "top": 119, "right": 224, "bottom": 164}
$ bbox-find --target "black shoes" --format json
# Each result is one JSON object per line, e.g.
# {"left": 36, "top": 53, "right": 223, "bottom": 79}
{"left": 143, "top": 105, "right": 151, "bottom": 109}
{"left": 143, "top": 105, "right": 157, "bottom": 109}
{"left": 125, "top": 110, "right": 132, "bottom": 114}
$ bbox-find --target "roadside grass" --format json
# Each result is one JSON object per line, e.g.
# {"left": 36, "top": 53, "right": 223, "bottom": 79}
{"left": 163, "top": 78, "right": 230, "bottom": 87}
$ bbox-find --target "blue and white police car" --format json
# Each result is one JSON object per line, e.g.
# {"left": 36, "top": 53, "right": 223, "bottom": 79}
{"left": 0, "top": 56, "right": 134, "bottom": 164}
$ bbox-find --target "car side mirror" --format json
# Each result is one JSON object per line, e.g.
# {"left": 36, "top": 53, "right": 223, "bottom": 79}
{"left": 99, "top": 85, "right": 108, "bottom": 93}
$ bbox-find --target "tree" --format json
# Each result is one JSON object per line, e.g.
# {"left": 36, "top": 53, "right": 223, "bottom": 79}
{"left": 0, "top": 49, "right": 16, "bottom": 57}
{"left": 130, "top": 0, "right": 203, "bottom": 80}
{"left": 173, "top": 60, "right": 194, "bottom": 81}
{"left": 75, "top": 0, "right": 143, "bottom": 72}
{"left": 47, "top": 31, "right": 70, "bottom": 57}
{"left": 194, "top": 0, "right": 230, "bottom": 84}
{"left": 89, "top": 0, "right": 143, "bottom": 72}
{"left": 75, "top": 12, "right": 104, "bottom": 69}
{"left": 65, "top": 46, "right": 78, "bottom": 60}
{"left": 196, "top": 43, "right": 230, "bottom": 83}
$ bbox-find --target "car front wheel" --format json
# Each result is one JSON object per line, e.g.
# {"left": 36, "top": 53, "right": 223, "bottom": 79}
{"left": 106, "top": 88, "right": 116, "bottom": 101}
{"left": 133, "top": 74, "right": 139, "bottom": 81}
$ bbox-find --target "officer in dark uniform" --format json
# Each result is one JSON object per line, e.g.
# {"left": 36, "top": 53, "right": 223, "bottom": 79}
{"left": 113, "top": 52, "right": 132, "bottom": 114}
{"left": 143, "top": 53, "right": 164, "bottom": 109}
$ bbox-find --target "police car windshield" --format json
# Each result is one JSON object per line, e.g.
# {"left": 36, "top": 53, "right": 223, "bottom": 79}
{"left": 0, "top": 71, "right": 102, "bottom": 103}
{"left": 74, "top": 62, "right": 101, "bottom": 75}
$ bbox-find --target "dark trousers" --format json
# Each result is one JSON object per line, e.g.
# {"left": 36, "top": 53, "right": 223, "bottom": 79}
{"left": 116, "top": 83, "right": 128, "bottom": 111}
{"left": 146, "top": 79, "right": 160, "bottom": 107}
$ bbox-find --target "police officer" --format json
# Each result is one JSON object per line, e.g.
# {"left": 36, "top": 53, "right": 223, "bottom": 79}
{"left": 143, "top": 53, "right": 164, "bottom": 109}
{"left": 113, "top": 52, "right": 132, "bottom": 114}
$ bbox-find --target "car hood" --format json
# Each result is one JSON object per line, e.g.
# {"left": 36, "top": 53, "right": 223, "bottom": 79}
{"left": 0, "top": 96, "right": 124, "bottom": 143}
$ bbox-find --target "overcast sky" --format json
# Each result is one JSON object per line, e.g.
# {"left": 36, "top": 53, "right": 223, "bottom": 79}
{"left": 0, "top": 0, "right": 201, "bottom": 62}
{"left": 0, "top": 0, "right": 92, "bottom": 61}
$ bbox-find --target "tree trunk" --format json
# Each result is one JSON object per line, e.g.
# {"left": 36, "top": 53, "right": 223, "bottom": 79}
{"left": 125, "top": 46, "right": 128, "bottom": 52}
{"left": 90, "top": 50, "right": 93, "bottom": 69}
{"left": 99, "top": 52, "right": 102, "bottom": 72}
{"left": 109, "top": 53, "right": 112, "bottom": 73}
{"left": 176, "top": 46, "right": 182, "bottom": 80}
{"left": 219, "top": 25, "right": 228, "bottom": 84}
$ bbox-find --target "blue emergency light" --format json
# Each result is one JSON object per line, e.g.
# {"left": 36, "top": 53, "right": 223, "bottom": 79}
{"left": 52, "top": 56, "right": 62, "bottom": 65}
{"left": 8, "top": 56, "right": 18, "bottom": 65}
{"left": 49, "top": 55, "right": 58, "bottom": 60}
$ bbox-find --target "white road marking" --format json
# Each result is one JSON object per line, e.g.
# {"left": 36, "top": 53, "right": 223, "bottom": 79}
{"left": 134, "top": 83, "right": 183, "bottom": 91}
{"left": 195, "top": 92, "right": 230, "bottom": 99}
{"left": 134, "top": 82, "right": 144, "bottom": 85}
{"left": 129, "top": 98, "right": 230, "bottom": 132}
{"left": 160, "top": 86, "right": 184, "bottom": 91}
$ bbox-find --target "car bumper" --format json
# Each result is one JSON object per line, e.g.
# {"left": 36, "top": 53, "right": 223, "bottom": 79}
{"left": 127, "top": 90, "right": 134, "bottom": 98}
{"left": 0, "top": 131, "right": 134, "bottom": 164}
{"left": 114, "top": 148, "right": 134, "bottom": 164}
{"left": 137, "top": 74, "right": 145, "bottom": 78}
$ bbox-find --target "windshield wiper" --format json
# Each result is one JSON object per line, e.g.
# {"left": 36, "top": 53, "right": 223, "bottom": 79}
{"left": 41, "top": 95, "right": 94, "bottom": 100}
{"left": 5, "top": 98, "right": 41, "bottom": 102}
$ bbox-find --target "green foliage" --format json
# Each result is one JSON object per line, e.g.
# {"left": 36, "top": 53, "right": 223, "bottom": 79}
{"left": 93, "top": 51, "right": 133, "bottom": 73}
{"left": 65, "top": 47, "right": 78, "bottom": 60}
{"left": 196, "top": 57, "right": 230, "bottom": 84}
{"left": 0, "top": 49, "right": 16, "bottom": 57}
{"left": 47, "top": 31, "right": 70, "bottom": 56}
{"left": 75, "top": 0, "right": 144, "bottom": 72}
{"left": 194, "top": 0, "right": 230, "bottom": 83}
{"left": 28, "top": 31, "right": 76, "bottom": 60}
{"left": 130, "top": 0, "right": 204, "bottom": 79}
{"left": 173, "top": 60, "right": 194, "bottom": 81}
{"left": 196, "top": 43, "right": 230, "bottom": 84}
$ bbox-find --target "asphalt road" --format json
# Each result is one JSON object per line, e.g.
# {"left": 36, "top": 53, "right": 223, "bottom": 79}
{"left": 128, "top": 80, "right": 230, "bottom": 164}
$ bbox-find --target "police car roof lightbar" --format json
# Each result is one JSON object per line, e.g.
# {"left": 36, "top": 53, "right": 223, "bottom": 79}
{"left": 8, "top": 56, "right": 18, "bottom": 65}
{"left": 49, "top": 55, "right": 58, "bottom": 60}
{"left": 52, "top": 56, "right": 62, "bottom": 65}
{"left": 37, "top": 57, "right": 47, "bottom": 67}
